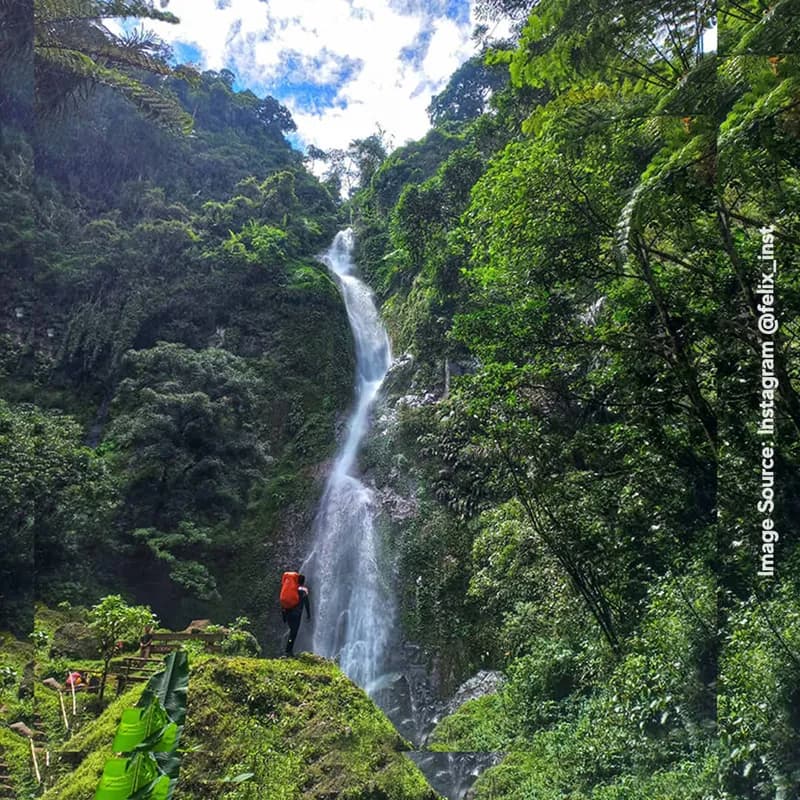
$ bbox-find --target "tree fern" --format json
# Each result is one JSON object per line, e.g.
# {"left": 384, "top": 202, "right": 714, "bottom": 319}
{"left": 33, "top": 0, "right": 193, "bottom": 133}
{"left": 729, "top": 0, "right": 800, "bottom": 55}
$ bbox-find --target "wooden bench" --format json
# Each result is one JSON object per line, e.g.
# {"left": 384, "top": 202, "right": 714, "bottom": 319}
{"left": 141, "top": 631, "right": 225, "bottom": 658}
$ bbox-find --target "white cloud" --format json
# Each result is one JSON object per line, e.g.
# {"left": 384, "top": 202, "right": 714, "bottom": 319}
{"left": 422, "top": 18, "right": 468, "bottom": 81}
{"left": 150, "top": 0, "right": 480, "bottom": 152}
{"left": 701, "top": 22, "right": 718, "bottom": 54}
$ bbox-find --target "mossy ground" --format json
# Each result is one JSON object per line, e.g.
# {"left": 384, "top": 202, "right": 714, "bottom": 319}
{"left": 40, "top": 685, "right": 144, "bottom": 800}
{"left": 34, "top": 654, "right": 438, "bottom": 800}
{"left": 0, "top": 631, "right": 36, "bottom": 795}
{"left": 427, "top": 694, "right": 509, "bottom": 752}
{"left": 177, "top": 654, "right": 438, "bottom": 799}
{"left": 0, "top": 609, "right": 113, "bottom": 797}
{"left": 0, "top": 726, "right": 36, "bottom": 798}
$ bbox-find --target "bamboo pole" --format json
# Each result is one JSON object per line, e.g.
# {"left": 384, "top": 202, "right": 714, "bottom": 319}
{"left": 70, "top": 679, "right": 76, "bottom": 715}
{"left": 29, "top": 738, "right": 40, "bottom": 784}
{"left": 59, "top": 692, "right": 69, "bottom": 731}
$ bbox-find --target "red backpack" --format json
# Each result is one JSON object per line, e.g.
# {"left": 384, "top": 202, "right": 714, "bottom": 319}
{"left": 280, "top": 572, "right": 301, "bottom": 610}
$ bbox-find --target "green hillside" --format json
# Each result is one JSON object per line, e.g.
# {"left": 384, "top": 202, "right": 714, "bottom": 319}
{"left": 41, "top": 655, "right": 436, "bottom": 800}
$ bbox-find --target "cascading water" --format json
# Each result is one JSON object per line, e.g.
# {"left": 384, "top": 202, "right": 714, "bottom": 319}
{"left": 301, "top": 229, "right": 393, "bottom": 689}
{"left": 300, "top": 230, "right": 499, "bottom": 800}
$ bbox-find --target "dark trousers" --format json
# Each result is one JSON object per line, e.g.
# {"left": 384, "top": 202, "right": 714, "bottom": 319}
{"left": 284, "top": 607, "right": 302, "bottom": 655}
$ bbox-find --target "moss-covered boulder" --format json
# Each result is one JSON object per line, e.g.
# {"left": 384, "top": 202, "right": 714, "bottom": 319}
{"left": 178, "top": 654, "right": 438, "bottom": 799}
{"left": 50, "top": 621, "right": 99, "bottom": 660}
{"left": 41, "top": 655, "right": 439, "bottom": 800}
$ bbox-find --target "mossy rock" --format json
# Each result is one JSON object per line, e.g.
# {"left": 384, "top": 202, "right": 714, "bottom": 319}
{"left": 177, "top": 654, "right": 439, "bottom": 799}
{"left": 50, "top": 622, "right": 100, "bottom": 660}
{"left": 40, "top": 655, "right": 439, "bottom": 800}
{"left": 427, "top": 694, "right": 511, "bottom": 752}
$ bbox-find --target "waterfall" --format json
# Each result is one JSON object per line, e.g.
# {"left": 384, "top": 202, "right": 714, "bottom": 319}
{"left": 302, "top": 229, "right": 393, "bottom": 689}
{"left": 300, "top": 230, "right": 499, "bottom": 800}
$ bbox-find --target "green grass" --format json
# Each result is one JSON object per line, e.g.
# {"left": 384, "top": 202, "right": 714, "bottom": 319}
{"left": 178, "top": 654, "right": 438, "bottom": 799}
{"left": 0, "top": 726, "right": 37, "bottom": 798}
{"left": 40, "top": 685, "right": 144, "bottom": 800}
{"left": 427, "top": 694, "right": 511, "bottom": 752}
{"left": 37, "top": 654, "right": 438, "bottom": 800}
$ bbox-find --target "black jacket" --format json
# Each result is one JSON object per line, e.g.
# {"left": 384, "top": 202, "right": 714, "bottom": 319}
{"left": 284, "top": 586, "right": 311, "bottom": 619}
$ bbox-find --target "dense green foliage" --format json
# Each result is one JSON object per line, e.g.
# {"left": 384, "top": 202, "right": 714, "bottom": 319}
{"left": 351, "top": 1, "right": 800, "bottom": 798}
{"left": 2, "top": 1, "right": 800, "bottom": 799}
{"left": 0, "top": 3, "right": 352, "bottom": 639}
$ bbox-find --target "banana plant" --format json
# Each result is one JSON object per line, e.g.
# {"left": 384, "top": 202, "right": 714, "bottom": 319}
{"left": 95, "top": 651, "right": 188, "bottom": 800}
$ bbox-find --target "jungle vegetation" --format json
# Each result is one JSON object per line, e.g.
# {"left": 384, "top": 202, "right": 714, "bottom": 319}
{"left": 1, "top": 0, "right": 799, "bottom": 799}
{"left": 0, "top": 0, "right": 353, "bottom": 636}
{"left": 350, "top": 1, "right": 800, "bottom": 798}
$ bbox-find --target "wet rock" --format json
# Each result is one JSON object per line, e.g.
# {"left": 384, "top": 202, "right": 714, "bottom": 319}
{"left": 395, "top": 392, "right": 438, "bottom": 409}
{"left": 376, "top": 486, "right": 419, "bottom": 521}
{"left": 445, "top": 670, "right": 505, "bottom": 716}
{"left": 382, "top": 352, "right": 416, "bottom": 399}
{"left": 408, "top": 752, "right": 503, "bottom": 800}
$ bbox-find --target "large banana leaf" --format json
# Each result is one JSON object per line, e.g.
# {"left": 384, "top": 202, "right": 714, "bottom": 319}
{"left": 138, "top": 651, "right": 188, "bottom": 727}
{"left": 94, "top": 753, "right": 167, "bottom": 800}
{"left": 97, "top": 652, "right": 188, "bottom": 799}
{"left": 112, "top": 703, "right": 179, "bottom": 754}
{"left": 129, "top": 775, "right": 171, "bottom": 800}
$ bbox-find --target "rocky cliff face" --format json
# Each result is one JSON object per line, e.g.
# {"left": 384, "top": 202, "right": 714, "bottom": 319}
{"left": 357, "top": 351, "right": 485, "bottom": 700}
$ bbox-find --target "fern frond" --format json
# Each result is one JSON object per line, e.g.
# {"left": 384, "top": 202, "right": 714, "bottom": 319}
{"left": 32, "top": 0, "right": 190, "bottom": 134}
{"left": 36, "top": 46, "right": 192, "bottom": 133}
{"left": 34, "top": 0, "right": 178, "bottom": 25}
{"left": 96, "top": 67, "right": 193, "bottom": 133}
{"left": 86, "top": 33, "right": 172, "bottom": 75}
{"left": 616, "top": 129, "right": 715, "bottom": 257}
{"left": 718, "top": 75, "right": 800, "bottom": 153}
{"left": 732, "top": 0, "right": 800, "bottom": 56}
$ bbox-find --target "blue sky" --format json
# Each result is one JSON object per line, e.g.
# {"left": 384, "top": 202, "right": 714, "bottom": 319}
{"left": 143, "top": 0, "right": 486, "bottom": 154}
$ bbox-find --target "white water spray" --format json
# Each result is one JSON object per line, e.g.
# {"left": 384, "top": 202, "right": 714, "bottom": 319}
{"left": 302, "top": 229, "right": 393, "bottom": 689}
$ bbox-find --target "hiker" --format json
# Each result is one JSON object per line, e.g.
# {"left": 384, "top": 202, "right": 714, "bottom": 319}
{"left": 65, "top": 671, "right": 83, "bottom": 689}
{"left": 139, "top": 625, "right": 154, "bottom": 658}
{"left": 280, "top": 571, "right": 311, "bottom": 656}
